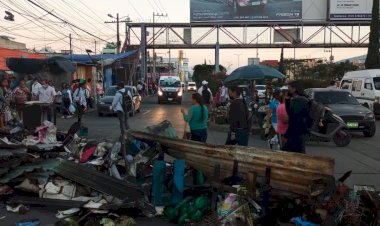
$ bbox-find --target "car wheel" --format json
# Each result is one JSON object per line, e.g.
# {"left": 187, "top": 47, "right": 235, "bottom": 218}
{"left": 332, "top": 129, "right": 351, "bottom": 147}
{"left": 363, "top": 123, "right": 376, "bottom": 137}
{"left": 98, "top": 112, "right": 103, "bottom": 117}
{"left": 158, "top": 99, "right": 161, "bottom": 104}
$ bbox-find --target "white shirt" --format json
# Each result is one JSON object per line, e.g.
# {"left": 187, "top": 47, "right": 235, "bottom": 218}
{"left": 111, "top": 88, "right": 132, "bottom": 112}
{"left": 137, "top": 84, "right": 143, "bottom": 91}
{"left": 39, "top": 86, "right": 56, "bottom": 103}
{"left": 220, "top": 86, "right": 228, "bottom": 102}
{"left": 73, "top": 87, "right": 88, "bottom": 107}
{"left": 198, "top": 87, "right": 213, "bottom": 97}
{"left": 32, "top": 82, "right": 42, "bottom": 95}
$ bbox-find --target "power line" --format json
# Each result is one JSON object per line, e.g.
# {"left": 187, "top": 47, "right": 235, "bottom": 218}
{"left": 25, "top": 0, "right": 108, "bottom": 42}
{"left": 127, "top": 0, "right": 144, "bottom": 21}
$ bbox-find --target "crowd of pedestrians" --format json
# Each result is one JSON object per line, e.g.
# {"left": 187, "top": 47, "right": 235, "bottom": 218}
{"left": 181, "top": 79, "right": 311, "bottom": 154}
{"left": 0, "top": 75, "right": 105, "bottom": 130}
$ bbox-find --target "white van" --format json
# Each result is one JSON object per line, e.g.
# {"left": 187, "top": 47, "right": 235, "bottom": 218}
{"left": 157, "top": 76, "right": 182, "bottom": 104}
{"left": 340, "top": 69, "right": 380, "bottom": 115}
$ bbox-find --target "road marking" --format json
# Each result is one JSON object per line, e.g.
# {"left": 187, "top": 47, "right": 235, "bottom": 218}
{"left": 143, "top": 110, "right": 152, "bottom": 115}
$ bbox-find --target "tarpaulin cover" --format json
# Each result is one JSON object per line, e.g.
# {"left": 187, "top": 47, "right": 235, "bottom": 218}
{"left": 62, "top": 50, "right": 137, "bottom": 65}
{"left": 6, "top": 56, "right": 75, "bottom": 74}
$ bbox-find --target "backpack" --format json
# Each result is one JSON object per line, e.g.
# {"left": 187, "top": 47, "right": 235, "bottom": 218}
{"left": 119, "top": 91, "right": 133, "bottom": 113}
{"left": 298, "top": 96, "right": 325, "bottom": 132}
{"left": 308, "top": 98, "right": 325, "bottom": 130}
{"left": 62, "top": 89, "right": 71, "bottom": 102}
{"left": 202, "top": 88, "right": 211, "bottom": 104}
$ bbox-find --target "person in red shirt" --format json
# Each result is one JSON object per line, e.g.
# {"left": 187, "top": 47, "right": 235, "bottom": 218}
{"left": 13, "top": 80, "right": 30, "bottom": 121}
{"left": 71, "top": 79, "right": 79, "bottom": 93}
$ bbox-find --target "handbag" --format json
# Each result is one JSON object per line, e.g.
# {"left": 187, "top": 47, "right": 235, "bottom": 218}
{"left": 182, "top": 123, "right": 191, "bottom": 140}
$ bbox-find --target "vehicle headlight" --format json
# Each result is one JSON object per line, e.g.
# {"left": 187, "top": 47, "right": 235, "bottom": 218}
{"left": 178, "top": 90, "right": 183, "bottom": 96}
{"left": 365, "top": 112, "right": 375, "bottom": 120}
{"left": 158, "top": 90, "right": 163, "bottom": 96}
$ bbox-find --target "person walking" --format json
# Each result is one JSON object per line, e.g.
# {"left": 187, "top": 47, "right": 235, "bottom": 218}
{"left": 73, "top": 80, "right": 89, "bottom": 123}
{"left": 226, "top": 86, "right": 250, "bottom": 146}
{"left": 282, "top": 81, "right": 310, "bottom": 154}
{"left": 220, "top": 82, "right": 228, "bottom": 106}
{"left": 86, "top": 78, "right": 93, "bottom": 108}
{"left": 265, "top": 88, "right": 281, "bottom": 149}
{"left": 39, "top": 80, "right": 56, "bottom": 122}
{"left": 181, "top": 93, "right": 209, "bottom": 142}
{"left": 96, "top": 80, "right": 104, "bottom": 102}
{"left": 61, "top": 83, "right": 73, "bottom": 119}
{"left": 13, "top": 80, "right": 30, "bottom": 121}
{"left": 327, "top": 80, "right": 337, "bottom": 89}
{"left": 111, "top": 82, "right": 131, "bottom": 134}
{"left": 277, "top": 89, "right": 289, "bottom": 150}
{"left": 31, "top": 78, "right": 42, "bottom": 101}
{"left": 137, "top": 82, "right": 143, "bottom": 96}
{"left": 0, "top": 79, "right": 11, "bottom": 129}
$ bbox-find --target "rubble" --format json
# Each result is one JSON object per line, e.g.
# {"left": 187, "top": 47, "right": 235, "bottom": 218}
{"left": 0, "top": 120, "right": 378, "bottom": 225}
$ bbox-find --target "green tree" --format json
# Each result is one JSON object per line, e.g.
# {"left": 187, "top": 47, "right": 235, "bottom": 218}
{"left": 192, "top": 64, "right": 226, "bottom": 94}
{"left": 365, "top": 0, "right": 380, "bottom": 69}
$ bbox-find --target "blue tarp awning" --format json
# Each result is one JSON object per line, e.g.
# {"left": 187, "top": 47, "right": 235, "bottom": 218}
{"left": 63, "top": 50, "right": 137, "bottom": 65}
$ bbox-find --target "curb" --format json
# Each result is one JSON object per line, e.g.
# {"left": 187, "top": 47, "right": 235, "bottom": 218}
{"left": 208, "top": 122, "right": 262, "bottom": 135}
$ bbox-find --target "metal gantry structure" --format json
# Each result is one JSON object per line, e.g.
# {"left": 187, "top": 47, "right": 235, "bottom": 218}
{"left": 121, "top": 21, "right": 372, "bottom": 81}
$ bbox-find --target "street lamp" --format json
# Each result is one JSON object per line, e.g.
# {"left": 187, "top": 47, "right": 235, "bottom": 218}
{"left": 234, "top": 53, "right": 242, "bottom": 68}
{"left": 105, "top": 13, "right": 132, "bottom": 53}
{"left": 85, "top": 49, "right": 96, "bottom": 65}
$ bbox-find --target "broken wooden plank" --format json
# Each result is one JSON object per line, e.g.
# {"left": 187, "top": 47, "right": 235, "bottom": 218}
{"left": 128, "top": 130, "right": 335, "bottom": 196}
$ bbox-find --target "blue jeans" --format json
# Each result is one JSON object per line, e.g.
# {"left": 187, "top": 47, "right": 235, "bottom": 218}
{"left": 225, "top": 129, "right": 249, "bottom": 146}
{"left": 191, "top": 129, "right": 208, "bottom": 143}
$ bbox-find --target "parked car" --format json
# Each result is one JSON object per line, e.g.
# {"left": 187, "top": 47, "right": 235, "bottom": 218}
{"left": 340, "top": 69, "right": 380, "bottom": 115}
{"left": 255, "top": 85, "right": 266, "bottom": 98}
{"left": 227, "top": 0, "right": 267, "bottom": 13}
{"left": 187, "top": 82, "right": 197, "bottom": 91}
{"left": 97, "top": 86, "right": 141, "bottom": 117}
{"left": 305, "top": 88, "right": 376, "bottom": 137}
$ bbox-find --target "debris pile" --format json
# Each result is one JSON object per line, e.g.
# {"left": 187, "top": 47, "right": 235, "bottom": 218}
{"left": 0, "top": 120, "right": 378, "bottom": 226}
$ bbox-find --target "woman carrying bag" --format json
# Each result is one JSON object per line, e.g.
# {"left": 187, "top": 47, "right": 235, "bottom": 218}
{"left": 181, "top": 93, "right": 208, "bottom": 142}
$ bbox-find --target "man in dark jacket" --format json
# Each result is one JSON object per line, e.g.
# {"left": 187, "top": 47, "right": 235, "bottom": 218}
{"left": 226, "top": 86, "right": 250, "bottom": 146}
{"left": 283, "top": 81, "right": 310, "bottom": 153}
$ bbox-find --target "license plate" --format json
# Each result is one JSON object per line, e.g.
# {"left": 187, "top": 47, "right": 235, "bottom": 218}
{"left": 347, "top": 122, "right": 358, "bottom": 128}
{"left": 251, "top": 1, "right": 261, "bottom": 5}
{"left": 168, "top": 98, "right": 173, "bottom": 101}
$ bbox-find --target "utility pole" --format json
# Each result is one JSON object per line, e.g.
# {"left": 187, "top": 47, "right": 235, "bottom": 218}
{"left": 153, "top": 13, "right": 167, "bottom": 81}
{"left": 69, "top": 33, "right": 72, "bottom": 61}
{"left": 105, "top": 14, "right": 132, "bottom": 53}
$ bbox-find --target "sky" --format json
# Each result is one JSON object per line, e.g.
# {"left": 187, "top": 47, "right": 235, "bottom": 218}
{"left": 0, "top": 0, "right": 370, "bottom": 72}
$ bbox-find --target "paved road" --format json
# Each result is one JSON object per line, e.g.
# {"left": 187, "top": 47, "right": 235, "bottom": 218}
{"left": 3, "top": 92, "right": 377, "bottom": 225}
{"left": 58, "top": 92, "right": 380, "bottom": 190}
{"left": 191, "top": 0, "right": 302, "bottom": 21}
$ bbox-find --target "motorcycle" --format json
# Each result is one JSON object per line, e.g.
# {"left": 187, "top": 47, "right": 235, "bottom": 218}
{"left": 306, "top": 107, "right": 351, "bottom": 147}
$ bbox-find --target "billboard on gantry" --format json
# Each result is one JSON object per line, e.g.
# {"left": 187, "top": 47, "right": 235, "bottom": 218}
{"left": 190, "top": 0, "right": 302, "bottom": 22}
{"left": 330, "top": 0, "right": 379, "bottom": 20}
